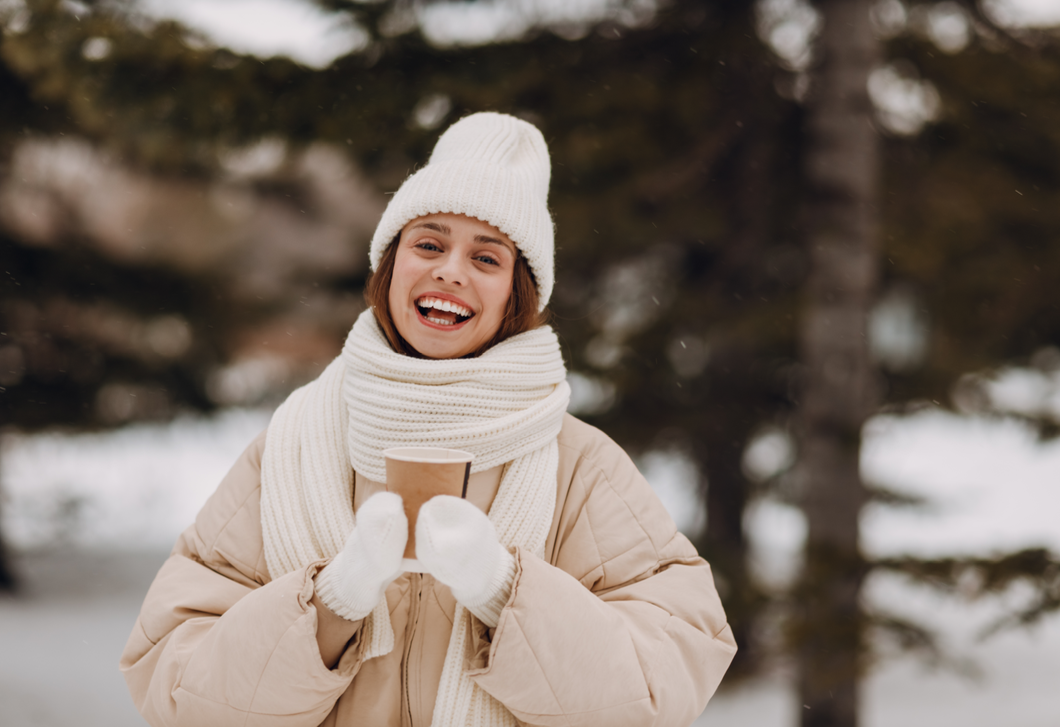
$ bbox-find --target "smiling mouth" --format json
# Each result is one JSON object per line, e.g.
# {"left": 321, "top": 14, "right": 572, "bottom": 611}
{"left": 415, "top": 296, "right": 474, "bottom": 327}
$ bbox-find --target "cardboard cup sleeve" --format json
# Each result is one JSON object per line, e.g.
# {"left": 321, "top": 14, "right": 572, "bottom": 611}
{"left": 383, "top": 447, "right": 474, "bottom": 571}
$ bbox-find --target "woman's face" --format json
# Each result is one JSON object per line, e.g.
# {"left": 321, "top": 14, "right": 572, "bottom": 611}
{"left": 388, "top": 212, "right": 517, "bottom": 359}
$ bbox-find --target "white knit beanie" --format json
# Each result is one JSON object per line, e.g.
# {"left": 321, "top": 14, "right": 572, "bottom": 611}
{"left": 368, "top": 112, "right": 555, "bottom": 310}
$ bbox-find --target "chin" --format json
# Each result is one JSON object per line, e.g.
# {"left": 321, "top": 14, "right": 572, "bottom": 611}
{"left": 401, "top": 311, "right": 493, "bottom": 359}
{"left": 406, "top": 333, "right": 474, "bottom": 360}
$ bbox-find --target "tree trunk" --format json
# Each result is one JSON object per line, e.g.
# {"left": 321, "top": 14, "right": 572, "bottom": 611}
{"left": 0, "top": 541, "right": 15, "bottom": 592}
{"left": 795, "top": 0, "right": 881, "bottom": 725}
{"left": 0, "top": 448, "right": 16, "bottom": 593}
{"left": 697, "top": 415, "right": 756, "bottom": 673}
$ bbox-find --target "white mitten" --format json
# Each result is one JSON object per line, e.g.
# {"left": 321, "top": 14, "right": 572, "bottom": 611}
{"left": 416, "top": 495, "right": 516, "bottom": 628}
{"left": 314, "top": 492, "right": 408, "bottom": 622}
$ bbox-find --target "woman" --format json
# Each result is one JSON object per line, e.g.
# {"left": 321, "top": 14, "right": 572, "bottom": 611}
{"left": 121, "top": 112, "right": 737, "bottom": 727}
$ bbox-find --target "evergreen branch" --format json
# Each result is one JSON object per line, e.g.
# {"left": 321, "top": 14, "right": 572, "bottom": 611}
{"left": 864, "top": 484, "right": 931, "bottom": 509}
{"left": 875, "top": 548, "right": 1060, "bottom": 634}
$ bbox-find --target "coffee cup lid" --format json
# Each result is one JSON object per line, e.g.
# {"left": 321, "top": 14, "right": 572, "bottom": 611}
{"left": 383, "top": 447, "right": 474, "bottom": 464}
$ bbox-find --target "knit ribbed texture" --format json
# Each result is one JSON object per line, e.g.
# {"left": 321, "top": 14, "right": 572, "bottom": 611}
{"left": 343, "top": 310, "right": 570, "bottom": 483}
{"left": 430, "top": 438, "right": 560, "bottom": 727}
{"left": 260, "top": 308, "right": 570, "bottom": 726}
{"left": 463, "top": 548, "right": 517, "bottom": 629}
{"left": 260, "top": 353, "right": 395, "bottom": 662}
{"left": 313, "top": 548, "right": 369, "bottom": 622}
{"left": 369, "top": 112, "right": 555, "bottom": 309}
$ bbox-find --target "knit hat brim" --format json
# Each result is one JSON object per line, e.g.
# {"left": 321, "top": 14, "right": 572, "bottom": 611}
{"left": 368, "top": 113, "right": 555, "bottom": 311}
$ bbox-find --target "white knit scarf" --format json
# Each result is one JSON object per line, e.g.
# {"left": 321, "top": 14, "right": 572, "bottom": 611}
{"left": 260, "top": 309, "right": 570, "bottom": 727}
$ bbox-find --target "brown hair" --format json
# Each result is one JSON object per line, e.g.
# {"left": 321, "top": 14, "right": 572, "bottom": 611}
{"left": 364, "top": 235, "right": 549, "bottom": 358}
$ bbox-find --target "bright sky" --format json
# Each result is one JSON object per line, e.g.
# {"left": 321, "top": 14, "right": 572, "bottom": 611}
{"left": 135, "top": 0, "right": 1060, "bottom": 68}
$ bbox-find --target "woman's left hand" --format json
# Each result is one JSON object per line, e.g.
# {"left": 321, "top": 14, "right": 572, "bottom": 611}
{"left": 416, "top": 496, "right": 516, "bottom": 628}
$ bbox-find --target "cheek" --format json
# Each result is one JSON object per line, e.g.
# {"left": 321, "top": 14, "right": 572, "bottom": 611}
{"left": 483, "top": 274, "right": 514, "bottom": 321}
{"left": 388, "top": 256, "right": 415, "bottom": 310}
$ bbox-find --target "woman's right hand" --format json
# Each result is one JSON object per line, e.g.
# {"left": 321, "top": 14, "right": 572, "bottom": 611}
{"left": 313, "top": 491, "right": 408, "bottom": 622}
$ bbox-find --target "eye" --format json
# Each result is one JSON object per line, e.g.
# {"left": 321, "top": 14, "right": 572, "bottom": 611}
{"left": 414, "top": 240, "right": 442, "bottom": 253}
{"left": 475, "top": 254, "right": 500, "bottom": 266}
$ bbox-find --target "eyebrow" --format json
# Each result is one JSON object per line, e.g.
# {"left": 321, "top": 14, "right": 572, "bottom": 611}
{"left": 412, "top": 221, "right": 451, "bottom": 235}
{"left": 474, "top": 234, "right": 512, "bottom": 248}
{"left": 411, "top": 222, "right": 515, "bottom": 252}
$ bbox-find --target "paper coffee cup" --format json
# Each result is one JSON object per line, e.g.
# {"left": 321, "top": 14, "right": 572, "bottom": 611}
{"left": 383, "top": 447, "right": 474, "bottom": 571}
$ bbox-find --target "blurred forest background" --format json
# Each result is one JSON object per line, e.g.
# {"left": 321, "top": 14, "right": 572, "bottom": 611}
{"left": 2, "top": 0, "right": 1060, "bottom": 725}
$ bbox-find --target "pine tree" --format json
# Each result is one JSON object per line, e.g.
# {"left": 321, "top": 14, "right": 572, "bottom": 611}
{"left": 2, "top": 8, "right": 1059, "bottom": 726}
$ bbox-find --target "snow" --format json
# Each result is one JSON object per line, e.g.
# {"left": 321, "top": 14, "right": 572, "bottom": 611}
{"left": 131, "top": 0, "right": 1060, "bottom": 70}
{"left": 0, "top": 549, "right": 161, "bottom": 727}
{"left": 862, "top": 410, "right": 1060, "bottom": 558}
{"left": 134, "top": 0, "right": 622, "bottom": 66}
{"left": 1, "top": 408, "right": 272, "bottom": 550}
{"left": 987, "top": 0, "right": 1060, "bottom": 28}
{"left": 137, "top": 0, "right": 367, "bottom": 68}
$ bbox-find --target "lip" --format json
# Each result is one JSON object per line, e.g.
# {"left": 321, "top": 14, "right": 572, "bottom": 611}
{"left": 414, "top": 291, "right": 476, "bottom": 331}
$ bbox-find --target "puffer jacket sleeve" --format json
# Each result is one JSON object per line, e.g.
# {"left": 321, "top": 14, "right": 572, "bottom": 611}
{"left": 119, "top": 430, "right": 367, "bottom": 727}
{"left": 467, "top": 416, "right": 737, "bottom": 727}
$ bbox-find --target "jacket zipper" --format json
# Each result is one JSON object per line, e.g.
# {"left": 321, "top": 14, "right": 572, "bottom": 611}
{"left": 403, "top": 573, "right": 421, "bottom": 727}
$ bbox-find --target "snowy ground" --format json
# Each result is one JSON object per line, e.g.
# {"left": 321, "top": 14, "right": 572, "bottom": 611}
{"left": 2, "top": 405, "right": 1060, "bottom": 725}
{"left": 0, "top": 548, "right": 163, "bottom": 727}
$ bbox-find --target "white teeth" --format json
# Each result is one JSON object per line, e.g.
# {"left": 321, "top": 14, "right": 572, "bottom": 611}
{"left": 426, "top": 316, "right": 454, "bottom": 326}
{"left": 417, "top": 297, "right": 472, "bottom": 318}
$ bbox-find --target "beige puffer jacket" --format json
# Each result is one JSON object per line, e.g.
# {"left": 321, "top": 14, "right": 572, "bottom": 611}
{"left": 121, "top": 414, "right": 736, "bottom": 727}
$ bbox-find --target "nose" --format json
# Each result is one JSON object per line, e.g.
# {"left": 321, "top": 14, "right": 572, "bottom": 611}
{"left": 432, "top": 252, "right": 467, "bottom": 286}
